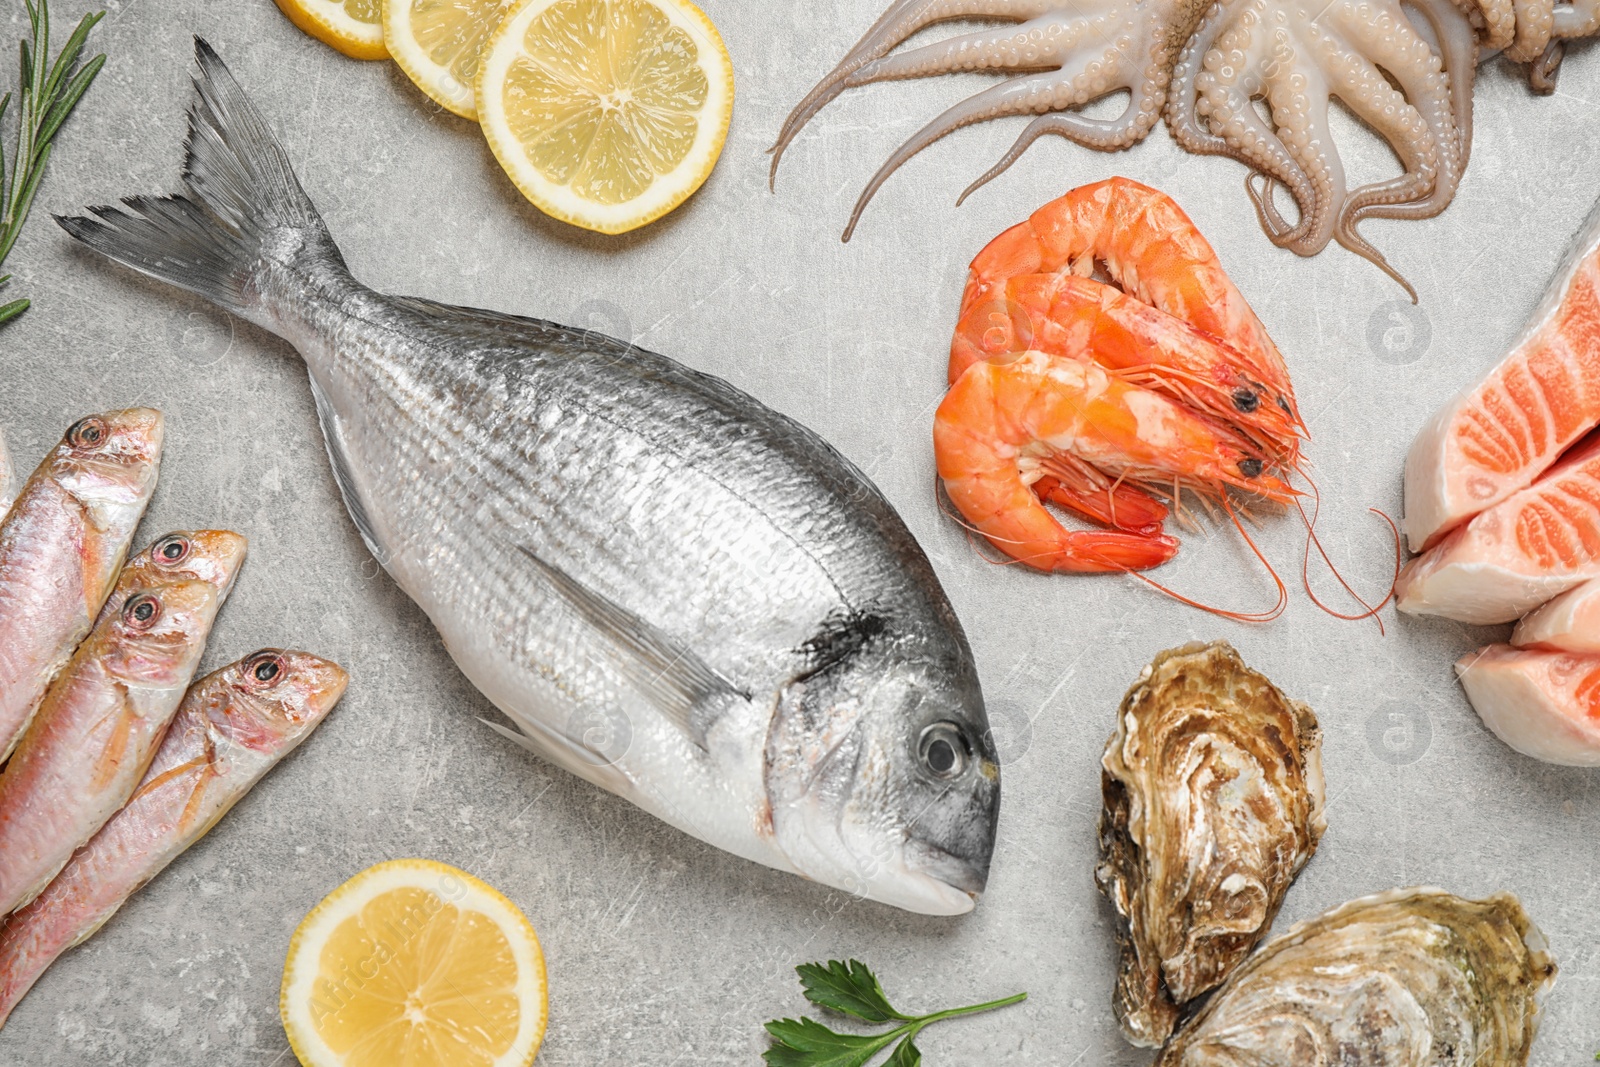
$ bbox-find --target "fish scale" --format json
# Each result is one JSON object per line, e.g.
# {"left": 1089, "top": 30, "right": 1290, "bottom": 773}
{"left": 59, "top": 40, "right": 1000, "bottom": 915}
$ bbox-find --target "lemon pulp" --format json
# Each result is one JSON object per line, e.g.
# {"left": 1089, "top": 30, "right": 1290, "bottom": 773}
{"left": 386, "top": 0, "right": 521, "bottom": 118}
{"left": 281, "top": 860, "right": 546, "bottom": 1067}
{"left": 478, "top": 0, "right": 734, "bottom": 233}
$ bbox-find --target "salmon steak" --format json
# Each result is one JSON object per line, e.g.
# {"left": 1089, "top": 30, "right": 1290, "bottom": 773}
{"left": 1396, "top": 432, "right": 1600, "bottom": 623}
{"left": 1404, "top": 198, "right": 1600, "bottom": 553}
{"left": 1456, "top": 645, "right": 1600, "bottom": 765}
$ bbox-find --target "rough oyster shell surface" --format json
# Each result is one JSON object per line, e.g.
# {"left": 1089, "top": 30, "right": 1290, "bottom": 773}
{"left": 1097, "top": 640, "right": 1326, "bottom": 1047}
{"left": 1156, "top": 887, "right": 1557, "bottom": 1066}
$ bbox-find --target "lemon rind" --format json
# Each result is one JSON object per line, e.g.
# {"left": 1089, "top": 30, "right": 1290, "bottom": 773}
{"left": 274, "top": 0, "right": 389, "bottom": 61}
{"left": 383, "top": 0, "right": 486, "bottom": 119}
{"left": 475, "top": 0, "right": 735, "bottom": 235}
{"left": 280, "top": 858, "right": 547, "bottom": 1067}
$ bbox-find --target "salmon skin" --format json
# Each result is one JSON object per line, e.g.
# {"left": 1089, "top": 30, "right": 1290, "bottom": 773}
{"left": 0, "top": 650, "right": 347, "bottom": 1029}
{"left": 0, "top": 568, "right": 232, "bottom": 917}
{"left": 0, "top": 410, "right": 163, "bottom": 761}
{"left": 1396, "top": 432, "right": 1600, "bottom": 623}
{"left": 57, "top": 41, "right": 1000, "bottom": 915}
{"left": 1404, "top": 194, "right": 1600, "bottom": 552}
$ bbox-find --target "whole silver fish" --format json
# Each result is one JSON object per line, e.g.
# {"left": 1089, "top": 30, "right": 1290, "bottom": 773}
{"left": 61, "top": 40, "right": 999, "bottom": 914}
{"left": 0, "top": 649, "right": 348, "bottom": 1029}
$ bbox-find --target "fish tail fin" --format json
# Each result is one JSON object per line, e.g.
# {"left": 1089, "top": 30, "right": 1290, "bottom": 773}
{"left": 56, "top": 37, "right": 343, "bottom": 318}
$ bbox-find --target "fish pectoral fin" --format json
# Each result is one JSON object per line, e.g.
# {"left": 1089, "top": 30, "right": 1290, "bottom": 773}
{"left": 478, "top": 713, "right": 636, "bottom": 799}
{"left": 516, "top": 545, "right": 748, "bottom": 749}
{"left": 308, "top": 375, "right": 386, "bottom": 563}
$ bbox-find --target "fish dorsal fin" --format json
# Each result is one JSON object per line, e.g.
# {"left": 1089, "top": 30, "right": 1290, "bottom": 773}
{"left": 516, "top": 545, "right": 746, "bottom": 748}
{"left": 308, "top": 376, "right": 385, "bottom": 562}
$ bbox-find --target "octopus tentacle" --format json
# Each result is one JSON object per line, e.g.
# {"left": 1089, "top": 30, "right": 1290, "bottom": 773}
{"left": 1536, "top": 0, "right": 1600, "bottom": 87}
{"left": 769, "top": 0, "right": 1058, "bottom": 185}
{"left": 1168, "top": 0, "right": 1321, "bottom": 248}
{"left": 1555, "top": 0, "right": 1600, "bottom": 35}
{"left": 1322, "top": 3, "right": 1471, "bottom": 297}
{"left": 1507, "top": 0, "right": 1557, "bottom": 60}
{"left": 842, "top": 60, "right": 1139, "bottom": 239}
{"left": 847, "top": 21, "right": 1082, "bottom": 83}
{"left": 1338, "top": 0, "right": 1476, "bottom": 265}
{"left": 956, "top": 96, "right": 1163, "bottom": 205}
{"left": 1456, "top": 0, "right": 1516, "bottom": 49}
{"left": 1408, "top": 0, "right": 1478, "bottom": 164}
{"left": 1197, "top": 0, "right": 1349, "bottom": 256}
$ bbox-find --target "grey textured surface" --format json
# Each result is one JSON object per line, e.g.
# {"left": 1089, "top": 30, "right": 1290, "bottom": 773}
{"left": 0, "top": 0, "right": 1597, "bottom": 1063}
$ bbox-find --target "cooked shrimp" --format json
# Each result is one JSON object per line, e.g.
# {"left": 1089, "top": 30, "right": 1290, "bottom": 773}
{"left": 934, "top": 351, "right": 1293, "bottom": 573}
{"left": 958, "top": 178, "right": 1301, "bottom": 429}
{"left": 952, "top": 271, "right": 1303, "bottom": 462}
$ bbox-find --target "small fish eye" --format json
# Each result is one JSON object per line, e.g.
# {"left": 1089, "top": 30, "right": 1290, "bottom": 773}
{"left": 1238, "top": 457, "right": 1264, "bottom": 479}
{"left": 123, "top": 593, "right": 161, "bottom": 629}
{"left": 918, "top": 722, "right": 969, "bottom": 781}
{"left": 244, "top": 650, "right": 287, "bottom": 688}
{"left": 66, "top": 416, "right": 108, "bottom": 450}
{"left": 153, "top": 535, "right": 191, "bottom": 564}
{"left": 1231, "top": 387, "right": 1260, "bottom": 414}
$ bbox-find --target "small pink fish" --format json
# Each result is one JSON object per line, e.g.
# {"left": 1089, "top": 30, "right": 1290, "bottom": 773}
{"left": 0, "top": 427, "right": 13, "bottom": 516}
{"left": 0, "top": 649, "right": 347, "bottom": 1028}
{"left": 0, "top": 410, "right": 163, "bottom": 760}
{"left": 0, "top": 574, "right": 226, "bottom": 917}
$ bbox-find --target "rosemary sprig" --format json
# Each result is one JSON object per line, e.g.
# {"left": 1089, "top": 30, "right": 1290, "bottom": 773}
{"left": 0, "top": 0, "right": 105, "bottom": 326}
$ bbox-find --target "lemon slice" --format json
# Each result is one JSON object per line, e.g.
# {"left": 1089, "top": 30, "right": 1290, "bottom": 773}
{"left": 476, "top": 0, "right": 735, "bottom": 234}
{"left": 274, "top": 0, "right": 389, "bottom": 60}
{"left": 280, "top": 859, "right": 547, "bottom": 1067}
{"left": 385, "top": 0, "right": 522, "bottom": 119}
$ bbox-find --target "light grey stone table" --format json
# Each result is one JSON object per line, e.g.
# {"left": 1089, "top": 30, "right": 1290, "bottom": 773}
{"left": 2, "top": 0, "right": 1597, "bottom": 1062}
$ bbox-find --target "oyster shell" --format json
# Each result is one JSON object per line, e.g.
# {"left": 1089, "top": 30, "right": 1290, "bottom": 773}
{"left": 1156, "top": 887, "right": 1557, "bottom": 1066}
{"left": 1097, "top": 641, "right": 1326, "bottom": 1047}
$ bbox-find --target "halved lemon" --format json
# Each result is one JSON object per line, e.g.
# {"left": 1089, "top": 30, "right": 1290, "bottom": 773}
{"left": 476, "top": 0, "right": 735, "bottom": 235}
{"left": 385, "top": 0, "right": 523, "bottom": 119}
{"left": 274, "top": 0, "right": 389, "bottom": 60}
{"left": 280, "top": 859, "right": 547, "bottom": 1067}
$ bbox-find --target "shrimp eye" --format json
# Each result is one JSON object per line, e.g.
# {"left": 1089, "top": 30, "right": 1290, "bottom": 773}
{"left": 66, "top": 417, "right": 108, "bottom": 450}
{"left": 1231, "top": 387, "right": 1260, "bottom": 414}
{"left": 153, "top": 535, "right": 191, "bottom": 565}
{"left": 1238, "top": 457, "right": 1264, "bottom": 479}
{"left": 244, "top": 650, "right": 287, "bottom": 688}
{"left": 123, "top": 593, "right": 161, "bottom": 629}
{"left": 1276, "top": 395, "right": 1292, "bottom": 414}
{"left": 918, "top": 722, "right": 970, "bottom": 781}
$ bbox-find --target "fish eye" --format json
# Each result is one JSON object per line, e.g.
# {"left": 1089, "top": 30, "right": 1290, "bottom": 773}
{"left": 153, "top": 535, "right": 191, "bottom": 565}
{"left": 243, "top": 650, "right": 287, "bottom": 688}
{"left": 123, "top": 593, "right": 161, "bottom": 629}
{"left": 1231, "top": 387, "right": 1260, "bottom": 414}
{"left": 918, "top": 722, "right": 970, "bottom": 781}
{"left": 66, "top": 416, "right": 108, "bottom": 450}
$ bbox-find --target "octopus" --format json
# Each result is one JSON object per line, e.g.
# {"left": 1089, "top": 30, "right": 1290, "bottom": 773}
{"left": 771, "top": 0, "right": 1600, "bottom": 296}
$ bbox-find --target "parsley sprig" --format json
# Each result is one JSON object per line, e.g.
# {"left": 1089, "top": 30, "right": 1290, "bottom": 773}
{"left": 764, "top": 959, "right": 1026, "bottom": 1067}
{"left": 1, "top": 0, "right": 106, "bottom": 326}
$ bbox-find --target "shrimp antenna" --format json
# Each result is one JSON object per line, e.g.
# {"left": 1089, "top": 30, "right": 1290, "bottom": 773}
{"left": 1116, "top": 494, "right": 1288, "bottom": 623}
{"left": 1293, "top": 465, "right": 1401, "bottom": 632}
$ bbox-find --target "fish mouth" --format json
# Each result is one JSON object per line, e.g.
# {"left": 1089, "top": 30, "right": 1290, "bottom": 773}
{"left": 906, "top": 836, "right": 989, "bottom": 898}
